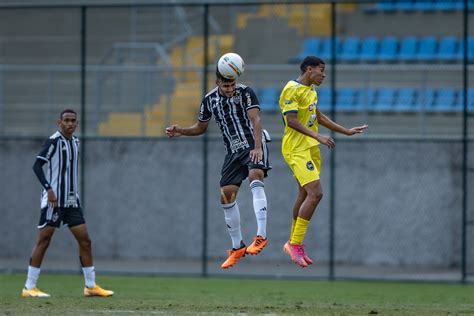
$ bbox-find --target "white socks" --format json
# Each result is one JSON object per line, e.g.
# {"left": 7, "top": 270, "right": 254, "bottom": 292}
{"left": 222, "top": 201, "right": 243, "bottom": 249}
{"left": 250, "top": 180, "right": 268, "bottom": 238}
{"left": 25, "top": 265, "right": 41, "bottom": 290}
{"left": 82, "top": 266, "right": 96, "bottom": 288}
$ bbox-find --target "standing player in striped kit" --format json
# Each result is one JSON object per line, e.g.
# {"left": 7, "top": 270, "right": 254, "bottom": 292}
{"left": 166, "top": 69, "right": 271, "bottom": 269}
{"left": 21, "top": 109, "right": 113, "bottom": 298}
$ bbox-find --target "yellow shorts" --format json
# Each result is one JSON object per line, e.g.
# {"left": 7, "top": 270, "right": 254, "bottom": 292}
{"left": 283, "top": 146, "right": 321, "bottom": 187}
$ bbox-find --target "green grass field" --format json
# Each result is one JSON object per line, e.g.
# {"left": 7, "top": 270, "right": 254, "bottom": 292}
{"left": 1, "top": 274, "right": 473, "bottom": 315}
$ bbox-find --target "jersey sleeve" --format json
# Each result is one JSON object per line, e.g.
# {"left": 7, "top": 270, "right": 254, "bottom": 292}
{"left": 280, "top": 87, "right": 299, "bottom": 115}
{"left": 198, "top": 97, "right": 212, "bottom": 122}
{"left": 37, "top": 138, "right": 57, "bottom": 162}
{"left": 244, "top": 87, "right": 260, "bottom": 111}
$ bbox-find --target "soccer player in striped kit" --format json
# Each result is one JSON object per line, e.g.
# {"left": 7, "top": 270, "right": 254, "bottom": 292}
{"left": 166, "top": 69, "right": 271, "bottom": 269}
{"left": 22, "top": 109, "right": 113, "bottom": 297}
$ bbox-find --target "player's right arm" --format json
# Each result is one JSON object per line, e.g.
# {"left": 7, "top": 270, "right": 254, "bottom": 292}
{"left": 165, "top": 120, "right": 209, "bottom": 137}
{"left": 33, "top": 138, "right": 58, "bottom": 207}
{"left": 286, "top": 113, "right": 335, "bottom": 149}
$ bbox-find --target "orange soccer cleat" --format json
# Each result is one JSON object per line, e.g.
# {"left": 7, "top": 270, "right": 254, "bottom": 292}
{"left": 21, "top": 287, "right": 50, "bottom": 298}
{"left": 84, "top": 284, "right": 114, "bottom": 297}
{"left": 221, "top": 246, "right": 246, "bottom": 269}
{"left": 246, "top": 236, "right": 268, "bottom": 255}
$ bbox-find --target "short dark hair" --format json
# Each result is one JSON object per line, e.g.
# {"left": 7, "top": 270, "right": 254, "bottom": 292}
{"left": 300, "top": 56, "right": 325, "bottom": 73}
{"left": 60, "top": 108, "right": 77, "bottom": 119}
{"left": 215, "top": 67, "right": 235, "bottom": 82}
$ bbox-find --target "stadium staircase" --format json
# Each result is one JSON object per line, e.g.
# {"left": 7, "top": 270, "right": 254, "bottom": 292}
{"left": 98, "top": 34, "right": 234, "bottom": 136}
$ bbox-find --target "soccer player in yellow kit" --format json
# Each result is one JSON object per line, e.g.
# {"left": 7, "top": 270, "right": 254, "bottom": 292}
{"left": 279, "top": 56, "right": 368, "bottom": 267}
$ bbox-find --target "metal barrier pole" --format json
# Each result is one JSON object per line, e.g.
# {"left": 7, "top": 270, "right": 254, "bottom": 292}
{"left": 461, "top": 0, "right": 468, "bottom": 283}
{"left": 202, "top": 3, "right": 210, "bottom": 278}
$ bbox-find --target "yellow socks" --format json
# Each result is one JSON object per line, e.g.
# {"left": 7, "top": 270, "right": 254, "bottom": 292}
{"left": 290, "top": 217, "right": 310, "bottom": 245}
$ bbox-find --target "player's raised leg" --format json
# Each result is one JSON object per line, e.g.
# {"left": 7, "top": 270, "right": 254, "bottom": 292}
{"left": 246, "top": 172, "right": 268, "bottom": 255}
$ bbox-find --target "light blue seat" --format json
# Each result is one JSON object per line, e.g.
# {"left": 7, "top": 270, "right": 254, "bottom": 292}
{"left": 336, "top": 88, "right": 357, "bottom": 111}
{"left": 435, "top": 0, "right": 463, "bottom": 10}
{"left": 397, "top": 1, "right": 416, "bottom": 11}
{"left": 379, "top": 36, "right": 398, "bottom": 62}
{"left": 437, "top": 36, "right": 458, "bottom": 62}
{"left": 434, "top": 88, "right": 457, "bottom": 112}
{"left": 456, "top": 36, "right": 474, "bottom": 61}
{"left": 417, "top": 36, "right": 437, "bottom": 62}
{"left": 418, "top": 88, "right": 436, "bottom": 111}
{"left": 319, "top": 37, "right": 341, "bottom": 61}
{"left": 288, "top": 37, "right": 321, "bottom": 63}
{"left": 374, "top": 88, "right": 396, "bottom": 111}
{"left": 339, "top": 37, "right": 360, "bottom": 62}
{"left": 360, "top": 36, "right": 379, "bottom": 62}
{"left": 316, "top": 87, "right": 332, "bottom": 111}
{"left": 394, "top": 88, "right": 418, "bottom": 112}
{"left": 356, "top": 88, "right": 377, "bottom": 111}
{"left": 455, "top": 88, "right": 474, "bottom": 111}
{"left": 399, "top": 36, "right": 418, "bottom": 62}
{"left": 258, "top": 88, "right": 279, "bottom": 112}
{"left": 413, "top": 0, "right": 436, "bottom": 10}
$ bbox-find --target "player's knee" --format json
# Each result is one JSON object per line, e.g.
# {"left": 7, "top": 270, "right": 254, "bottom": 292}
{"left": 37, "top": 236, "right": 52, "bottom": 250}
{"left": 220, "top": 187, "right": 237, "bottom": 204}
{"left": 79, "top": 237, "right": 92, "bottom": 251}
{"left": 307, "top": 190, "right": 323, "bottom": 204}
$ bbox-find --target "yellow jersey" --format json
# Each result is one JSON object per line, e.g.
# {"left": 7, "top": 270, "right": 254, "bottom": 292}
{"left": 279, "top": 80, "right": 320, "bottom": 155}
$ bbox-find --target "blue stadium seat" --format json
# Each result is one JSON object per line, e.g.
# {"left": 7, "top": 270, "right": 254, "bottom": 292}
{"left": 374, "top": 88, "right": 396, "bottom": 111}
{"left": 356, "top": 88, "right": 377, "bottom": 110}
{"left": 417, "top": 36, "right": 437, "bottom": 62}
{"left": 456, "top": 36, "right": 474, "bottom": 61}
{"left": 413, "top": 0, "right": 436, "bottom": 10}
{"left": 397, "top": 1, "right": 416, "bottom": 11}
{"left": 288, "top": 37, "right": 321, "bottom": 63}
{"left": 378, "top": 36, "right": 398, "bottom": 62}
{"left": 437, "top": 36, "right": 458, "bottom": 62}
{"left": 434, "top": 88, "right": 457, "bottom": 112}
{"left": 360, "top": 36, "right": 379, "bottom": 62}
{"left": 316, "top": 87, "right": 332, "bottom": 111}
{"left": 394, "top": 88, "right": 418, "bottom": 112}
{"left": 339, "top": 37, "right": 360, "bottom": 62}
{"left": 365, "top": 1, "right": 397, "bottom": 13}
{"left": 258, "top": 88, "right": 279, "bottom": 112}
{"left": 418, "top": 88, "right": 436, "bottom": 111}
{"left": 435, "top": 0, "right": 463, "bottom": 10}
{"left": 398, "top": 36, "right": 418, "bottom": 62}
{"left": 319, "top": 37, "right": 341, "bottom": 61}
{"left": 336, "top": 88, "right": 357, "bottom": 111}
{"left": 455, "top": 88, "right": 474, "bottom": 111}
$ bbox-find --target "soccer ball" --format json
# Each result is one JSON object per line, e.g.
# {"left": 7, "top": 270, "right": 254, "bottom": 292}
{"left": 217, "top": 52, "right": 245, "bottom": 79}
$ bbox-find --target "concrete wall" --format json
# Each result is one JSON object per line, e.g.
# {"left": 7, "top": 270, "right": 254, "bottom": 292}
{"left": 1, "top": 137, "right": 472, "bottom": 270}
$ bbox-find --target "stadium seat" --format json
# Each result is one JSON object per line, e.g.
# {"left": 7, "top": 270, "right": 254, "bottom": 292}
{"left": 365, "top": 1, "right": 397, "bottom": 13}
{"left": 394, "top": 88, "right": 418, "bottom": 112}
{"left": 437, "top": 36, "right": 458, "bottom": 62}
{"left": 319, "top": 37, "right": 341, "bottom": 61}
{"left": 339, "top": 37, "right": 360, "bottom": 62}
{"left": 288, "top": 37, "right": 321, "bottom": 63}
{"left": 435, "top": 0, "right": 463, "bottom": 11}
{"left": 316, "top": 87, "right": 332, "bottom": 111}
{"left": 456, "top": 36, "right": 474, "bottom": 61}
{"left": 378, "top": 36, "right": 398, "bottom": 62}
{"left": 413, "top": 0, "right": 436, "bottom": 10}
{"left": 374, "top": 88, "right": 396, "bottom": 111}
{"left": 417, "top": 36, "right": 437, "bottom": 62}
{"left": 455, "top": 88, "right": 474, "bottom": 111}
{"left": 398, "top": 36, "right": 418, "bottom": 62}
{"left": 418, "top": 88, "right": 436, "bottom": 111}
{"left": 397, "top": 1, "right": 416, "bottom": 11}
{"left": 360, "top": 36, "right": 379, "bottom": 62}
{"left": 258, "top": 87, "right": 279, "bottom": 112}
{"left": 336, "top": 88, "right": 357, "bottom": 111}
{"left": 434, "top": 88, "right": 457, "bottom": 112}
{"left": 356, "top": 88, "right": 377, "bottom": 110}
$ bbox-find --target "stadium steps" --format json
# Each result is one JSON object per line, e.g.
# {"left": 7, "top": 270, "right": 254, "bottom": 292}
{"left": 99, "top": 34, "right": 233, "bottom": 136}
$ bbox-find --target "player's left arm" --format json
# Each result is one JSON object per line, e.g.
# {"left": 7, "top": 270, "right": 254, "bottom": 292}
{"left": 317, "top": 109, "right": 368, "bottom": 136}
{"left": 247, "top": 107, "right": 263, "bottom": 163}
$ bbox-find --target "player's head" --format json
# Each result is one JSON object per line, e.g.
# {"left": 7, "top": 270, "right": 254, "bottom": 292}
{"left": 216, "top": 68, "right": 236, "bottom": 97}
{"left": 299, "top": 56, "right": 326, "bottom": 86}
{"left": 58, "top": 108, "right": 77, "bottom": 138}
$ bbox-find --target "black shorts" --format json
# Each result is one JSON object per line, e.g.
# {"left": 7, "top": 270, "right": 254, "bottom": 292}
{"left": 220, "top": 130, "right": 272, "bottom": 187}
{"left": 38, "top": 206, "right": 86, "bottom": 229}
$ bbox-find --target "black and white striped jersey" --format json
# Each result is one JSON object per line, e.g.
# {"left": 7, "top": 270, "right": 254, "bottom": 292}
{"left": 36, "top": 131, "right": 80, "bottom": 208}
{"left": 198, "top": 83, "right": 260, "bottom": 154}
